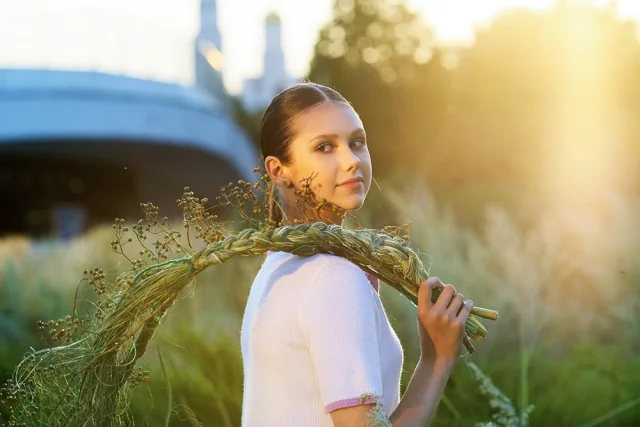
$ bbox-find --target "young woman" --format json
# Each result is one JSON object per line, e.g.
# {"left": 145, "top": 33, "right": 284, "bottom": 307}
{"left": 240, "top": 83, "right": 473, "bottom": 427}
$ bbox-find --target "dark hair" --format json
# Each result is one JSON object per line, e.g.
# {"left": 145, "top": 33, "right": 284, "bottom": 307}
{"left": 260, "top": 82, "right": 350, "bottom": 224}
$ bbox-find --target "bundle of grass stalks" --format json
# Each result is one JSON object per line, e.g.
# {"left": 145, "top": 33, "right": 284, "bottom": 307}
{"left": 0, "top": 173, "right": 497, "bottom": 427}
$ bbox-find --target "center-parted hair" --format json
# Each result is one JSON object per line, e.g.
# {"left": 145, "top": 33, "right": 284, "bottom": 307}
{"left": 260, "top": 82, "right": 351, "bottom": 224}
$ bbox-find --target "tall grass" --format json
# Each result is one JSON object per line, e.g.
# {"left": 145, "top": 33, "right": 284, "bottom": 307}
{"left": 381, "top": 184, "right": 640, "bottom": 426}
{"left": 1, "top": 185, "right": 639, "bottom": 426}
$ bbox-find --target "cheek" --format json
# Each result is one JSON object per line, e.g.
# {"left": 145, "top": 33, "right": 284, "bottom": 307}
{"left": 294, "top": 156, "right": 337, "bottom": 185}
{"left": 361, "top": 158, "right": 373, "bottom": 194}
{"left": 360, "top": 153, "right": 372, "bottom": 176}
{"left": 314, "top": 174, "right": 337, "bottom": 198}
{"left": 290, "top": 162, "right": 330, "bottom": 194}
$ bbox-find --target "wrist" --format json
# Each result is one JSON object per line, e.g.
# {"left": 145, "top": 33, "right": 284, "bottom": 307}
{"left": 435, "top": 356, "right": 458, "bottom": 371}
{"left": 418, "top": 355, "right": 458, "bottom": 372}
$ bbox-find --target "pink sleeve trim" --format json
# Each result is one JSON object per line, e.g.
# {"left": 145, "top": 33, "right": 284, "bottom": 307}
{"left": 325, "top": 395, "right": 378, "bottom": 413}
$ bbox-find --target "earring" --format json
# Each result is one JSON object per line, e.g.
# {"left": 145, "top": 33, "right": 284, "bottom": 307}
{"left": 282, "top": 181, "right": 289, "bottom": 188}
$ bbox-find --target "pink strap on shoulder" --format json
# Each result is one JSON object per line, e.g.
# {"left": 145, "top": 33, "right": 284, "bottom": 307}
{"left": 364, "top": 272, "right": 380, "bottom": 294}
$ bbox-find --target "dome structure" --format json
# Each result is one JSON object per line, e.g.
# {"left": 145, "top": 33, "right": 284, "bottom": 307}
{"left": 0, "top": 68, "right": 257, "bottom": 238}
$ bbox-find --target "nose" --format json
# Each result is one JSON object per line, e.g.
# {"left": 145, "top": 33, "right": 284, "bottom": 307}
{"left": 340, "top": 144, "right": 361, "bottom": 172}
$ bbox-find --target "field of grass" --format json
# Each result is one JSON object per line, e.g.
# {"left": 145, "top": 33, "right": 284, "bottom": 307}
{"left": 1, "top": 185, "right": 639, "bottom": 426}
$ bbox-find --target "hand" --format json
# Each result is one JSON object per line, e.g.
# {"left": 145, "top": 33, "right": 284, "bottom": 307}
{"left": 416, "top": 277, "right": 474, "bottom": 362}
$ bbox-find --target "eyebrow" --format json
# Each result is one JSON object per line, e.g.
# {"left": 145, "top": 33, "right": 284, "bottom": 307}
{"left": 309, "top": 128, "right": 366, "bottom": 143}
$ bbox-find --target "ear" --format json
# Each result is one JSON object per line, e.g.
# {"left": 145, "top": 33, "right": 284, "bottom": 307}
{"left": 264, "top": 156, "right": 291, "bottom": 188}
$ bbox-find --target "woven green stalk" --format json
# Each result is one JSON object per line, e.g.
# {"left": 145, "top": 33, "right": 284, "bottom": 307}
{"left": 3, "top": 222, "right": 497, "bottom": 427}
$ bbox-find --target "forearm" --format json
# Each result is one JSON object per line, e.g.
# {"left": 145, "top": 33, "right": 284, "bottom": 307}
{"left": 388, "top": 357, "right": 456, "bottom": 427}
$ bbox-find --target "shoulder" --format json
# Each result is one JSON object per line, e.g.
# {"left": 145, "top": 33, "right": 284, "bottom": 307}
{"left": 297, "top": 253, "right": 377, "bottom": 319}
{"left": 271, "top": 251, "right": 367, "bottom": 281}
{"left": 266, "top": 251, "right": 374, "bottom": 302}
{"left": 305, "top": 253, "right": 370, "bottom": 287}
{"left": 297, "top": 253, "right": 383, "bottom": 352}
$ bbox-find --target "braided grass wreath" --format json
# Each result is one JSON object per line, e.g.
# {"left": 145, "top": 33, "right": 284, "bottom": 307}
{"left": 0, "top": 170, "right": 498, "bottom": 427}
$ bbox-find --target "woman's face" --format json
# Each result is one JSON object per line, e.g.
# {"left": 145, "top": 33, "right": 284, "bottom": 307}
{"left": 284, "top": 102, "right": 372, "bottom": 216}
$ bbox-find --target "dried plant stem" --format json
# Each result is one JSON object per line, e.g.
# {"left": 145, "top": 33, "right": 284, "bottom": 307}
{"left": 5, "top": 222, "right": 497, "bottom": 427}
{"left": 193, "top": 223, "right": 497, "bottom": 350}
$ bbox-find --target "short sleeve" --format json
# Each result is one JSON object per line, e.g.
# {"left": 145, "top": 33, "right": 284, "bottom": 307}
{"left": 298, "top": 257, "right": 383, "bottom": 413}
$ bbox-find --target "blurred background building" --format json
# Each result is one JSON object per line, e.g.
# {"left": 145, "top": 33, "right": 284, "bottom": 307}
{"left": 0, "top": 0, "right": 256, "bottom": 239}
{"left": 241, "top": 12, "right": 300, "bottom": 112}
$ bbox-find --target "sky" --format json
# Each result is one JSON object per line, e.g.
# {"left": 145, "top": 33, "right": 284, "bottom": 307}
{"left": 1, "top": 0, "right": 640, "bottom": 94}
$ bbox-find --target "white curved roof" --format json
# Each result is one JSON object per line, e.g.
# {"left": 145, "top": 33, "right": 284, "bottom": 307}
{"left": 0, "top": 68, "right": 257, "bottom": 180}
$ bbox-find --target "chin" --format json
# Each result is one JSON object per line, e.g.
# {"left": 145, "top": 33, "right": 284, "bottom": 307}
{"left": 334, "top": 195, "right": 366, "bottom": 211}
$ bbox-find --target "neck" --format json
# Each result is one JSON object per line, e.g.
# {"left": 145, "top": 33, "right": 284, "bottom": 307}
{"left": 281, "top": 199, "right": 346, "bottom": 226}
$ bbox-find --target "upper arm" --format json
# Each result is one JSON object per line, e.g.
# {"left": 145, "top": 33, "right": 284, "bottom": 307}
{"left": 298, "top": 258, "right": 386, "bottom": 416}
{"left": 330, "top": 403, "right": 376, "bottom": 427}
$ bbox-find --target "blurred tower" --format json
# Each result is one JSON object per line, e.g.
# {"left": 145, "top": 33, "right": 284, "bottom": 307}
{"left": 198, "top": 0, "right": 221, "bottom": 50}
{"left": 195, "top": 0, "right": 229, "bottom": 111}
{"left": 264, "top": 12, "right": 287, "bottom": 81}
{"left": 241, "top": 12, "right": 298, "bottom": 112}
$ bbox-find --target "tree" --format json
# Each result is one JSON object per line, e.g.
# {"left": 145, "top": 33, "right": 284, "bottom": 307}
{"left": 229, "top": 96, "right": 262, "bottom": 151}
{"left": 307, "top": 0, "right": 451, "bottom": 178}
{"left": 423, "top": 2, "right": 640, "bottom": 224}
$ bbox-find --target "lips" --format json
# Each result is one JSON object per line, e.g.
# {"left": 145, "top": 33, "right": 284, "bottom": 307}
{"left": 337, "top": 177, "right": 363, "bottom": 186}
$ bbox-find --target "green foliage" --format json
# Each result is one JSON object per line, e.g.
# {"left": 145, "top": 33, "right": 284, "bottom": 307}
{"left": 468, "top": 361, "right": 533, "bottom": 427}
{"left": 431, "top": 2, "right": 640, "bottom": 213}
{"left": 229, "top": 96, "right": 262, "bottom": 150}
{"left": 130, "top": 334, "right": 245, "bottom": 427}
{"left": 1, "top": 184, "right": 640, "bottom": 425}
{"left": 306, "top": 0, "right": 640, "bottom": 227}
{"left": 379, "top": 183, "right": 640, "bottom": 427}
{"left": 458, "top": 3, "right": 640, "bottom": 110}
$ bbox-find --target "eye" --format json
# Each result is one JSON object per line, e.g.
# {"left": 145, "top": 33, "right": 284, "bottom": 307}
{"left": 316, "top": 142, "right": 334, "bottom": 152}
{"left": 350, "top": 138, "right": 366, "bottom": 149}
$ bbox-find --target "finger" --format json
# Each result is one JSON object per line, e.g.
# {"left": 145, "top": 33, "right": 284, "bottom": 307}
{"left": 419, "top": 277, "right": 444, "bottom": 309}
{"left": 448, "top": 293, "right": 463, "bottom": 309}
{"left": 456, "top": 300, "right": 474, "bottom": 322}
{"left": 433, "top": 284, "right": 456, "bottom": 312}
{"left": 447, "top": 293, "right": 464, "bottom": 317}
{"left": 456, "top": 298, "right": 469, "bottom": 316}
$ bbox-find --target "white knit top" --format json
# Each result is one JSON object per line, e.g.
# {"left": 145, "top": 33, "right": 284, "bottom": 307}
{"left": 240, "top": 250, "right": 404, "bottom": 426}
